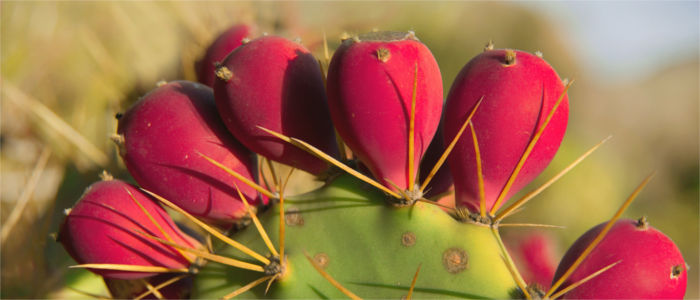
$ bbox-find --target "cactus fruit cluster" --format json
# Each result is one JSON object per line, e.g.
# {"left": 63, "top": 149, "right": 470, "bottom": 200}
{"left": 58, "top": 25, "right": 687, "bottom": 299}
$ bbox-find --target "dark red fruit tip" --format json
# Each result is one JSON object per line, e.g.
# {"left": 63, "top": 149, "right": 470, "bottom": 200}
{"left": 376, "top": 47, "right": 391, "bottom": 63}
{"left": 672, "top": 264, "right": 685, "bottom": 278}
{"left": 195, "top": 24, "right": 252, "bottom": 87}
{"left": 635, "top": 215, "right": 649, "bottom": 230}
{"left": 503, "top": 49, "right": 516, "bottom": 65}
{"left": 214, "top": 64, "right": 233, "bottom": 82}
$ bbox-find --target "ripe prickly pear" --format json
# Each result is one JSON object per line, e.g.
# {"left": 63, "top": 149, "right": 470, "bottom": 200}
{"left": 196, "top": 24, "right": 253, "bottom": 87}
{"left": 326, "top": 31, "right": 443, "bottom": 192}
{"left": 58, "top": 179, "right": 201, "bottom": 280}
{"left": 506, "top": 231, "right": 559, "bottom": 290}
{"left": 552, "top": 218, "right": 687, "bottom": 299}
{"left": 213, "top": 35, "right": 338, "bottom": 175}
{"left": 193, "top": 174, "right": 517, "bottom": 299}
{"left": 444, "top": 48, "right": 568, "bottom": 214}
{"left": 116, "top": 80, "right": 260, "bottom": 225}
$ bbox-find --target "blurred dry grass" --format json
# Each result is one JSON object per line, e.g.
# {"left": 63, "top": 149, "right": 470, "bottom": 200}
{"left": 1, "top": 2, "right": 697, "bottom": 298}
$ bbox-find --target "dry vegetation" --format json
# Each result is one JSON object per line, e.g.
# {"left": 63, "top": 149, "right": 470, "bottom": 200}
{"left": 1, "top": 2, "right": 696, "bottom": 298}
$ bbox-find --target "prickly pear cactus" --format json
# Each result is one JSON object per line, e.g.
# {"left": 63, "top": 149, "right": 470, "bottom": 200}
{"left": 56, "top": 26, "right": 688, "bottom": 300}
{"left": 193, "top": 174, "right": 516, "bottom": 299}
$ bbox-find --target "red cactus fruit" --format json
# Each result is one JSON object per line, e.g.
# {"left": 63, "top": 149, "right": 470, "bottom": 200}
{"left": 326, "top": 31, "right": 443, "bottom": 191}
{"left": 419, "top": 118, "right": 453, "bottom": 199}
{"left": 116, "top": 80, "right": 261, "bottom": 225}
{"left": 444, "top": 49, "right": 568, "bottom": 213}
{"left": 505, "top": 231, "right": 559, "bottom": 290}
{"left": 58, "top": 179, "right": 201, "bottom": 280}
{"left": 213, "top": 35, "right": 338, "bottom": 175}
{"left": 196, "top": 24, "right": 252, "bottom": 87}
{"left": 551, "top": 218, "right": 687, "bottom": 299}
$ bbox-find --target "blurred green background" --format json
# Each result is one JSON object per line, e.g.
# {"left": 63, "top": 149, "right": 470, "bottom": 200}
{"left": 2, "top": 1, "right": 697, "bottom": 298}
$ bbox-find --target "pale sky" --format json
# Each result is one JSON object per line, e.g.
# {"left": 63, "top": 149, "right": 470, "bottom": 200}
{"left": 521, "top": 1, "right": 699, "bottom": 84}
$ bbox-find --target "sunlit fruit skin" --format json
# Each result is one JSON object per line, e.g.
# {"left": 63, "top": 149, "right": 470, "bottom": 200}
{"left": 326, "top": 31, "right": 443, "bottom": 191}
{"left": 195, "top": 24, "right": 252, "bottom": 87}
{"left": 213, "top": 35, "right": 338, "bottom": 175}
{"left": 506, "top": 231, "right": 559, "bottom": 290}
{"left": 444, "top": 49, "right": 568, "bottom": 213}
{"left": 117, "top": 81, "right": 260, "bottom": 224}
{"left": 58, "top": 179, "right": 201, "bottom": 280}
{"left": 552, "top": 218, "right": 687, "bottom": 299}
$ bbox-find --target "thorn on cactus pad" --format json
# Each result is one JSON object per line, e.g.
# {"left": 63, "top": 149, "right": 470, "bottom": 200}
{"left": 406, "top": 263, "right": 422, "bottom": 300}
{"left": 469, "top": 212, "right": 492, "bottom": 225}
{"left": 263, "top": 256, "right": 285, "bottom": 277}
{"left": 303, "top": 250, "right": 361, "bottom": 300}
{"left": 509, "top": 283, "right": 546, "bottom": 300}
{"left": 454, "top": 207, "right": 471, "bottom": 222}
{"left": 404, "top": 185, "right": 424, "bottom": 202}
{"left": 221, "top": 276, "right": 273, "bottom": 300}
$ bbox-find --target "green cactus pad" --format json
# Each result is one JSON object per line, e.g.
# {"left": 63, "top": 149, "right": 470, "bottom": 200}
{"left": 193, "top": 174, "right": 517, "bottom": 298}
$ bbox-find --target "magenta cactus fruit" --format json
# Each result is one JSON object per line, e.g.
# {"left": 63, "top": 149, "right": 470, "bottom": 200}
{"left": 552, "top": 218, "right": 687, "bottom": 299}
{"left": 196, "top": 24, "right": 252, "bottom": 87}
{"left": 507, "top": 231, "right": 559, "bottom": 290}
{"left": 444, "top": 48, "right": 569, "bottom": 213}
{"left": 213, "top": 35, "right": 338, "bottom": 175}
{"left": 326, "top": 31, "right": 443, "bottom": 191}
{"left": 58, "top": 179, "right": 201, "bottom": 280}
{"left": 116, "top": 80, "right": 260, "bottom": 225}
